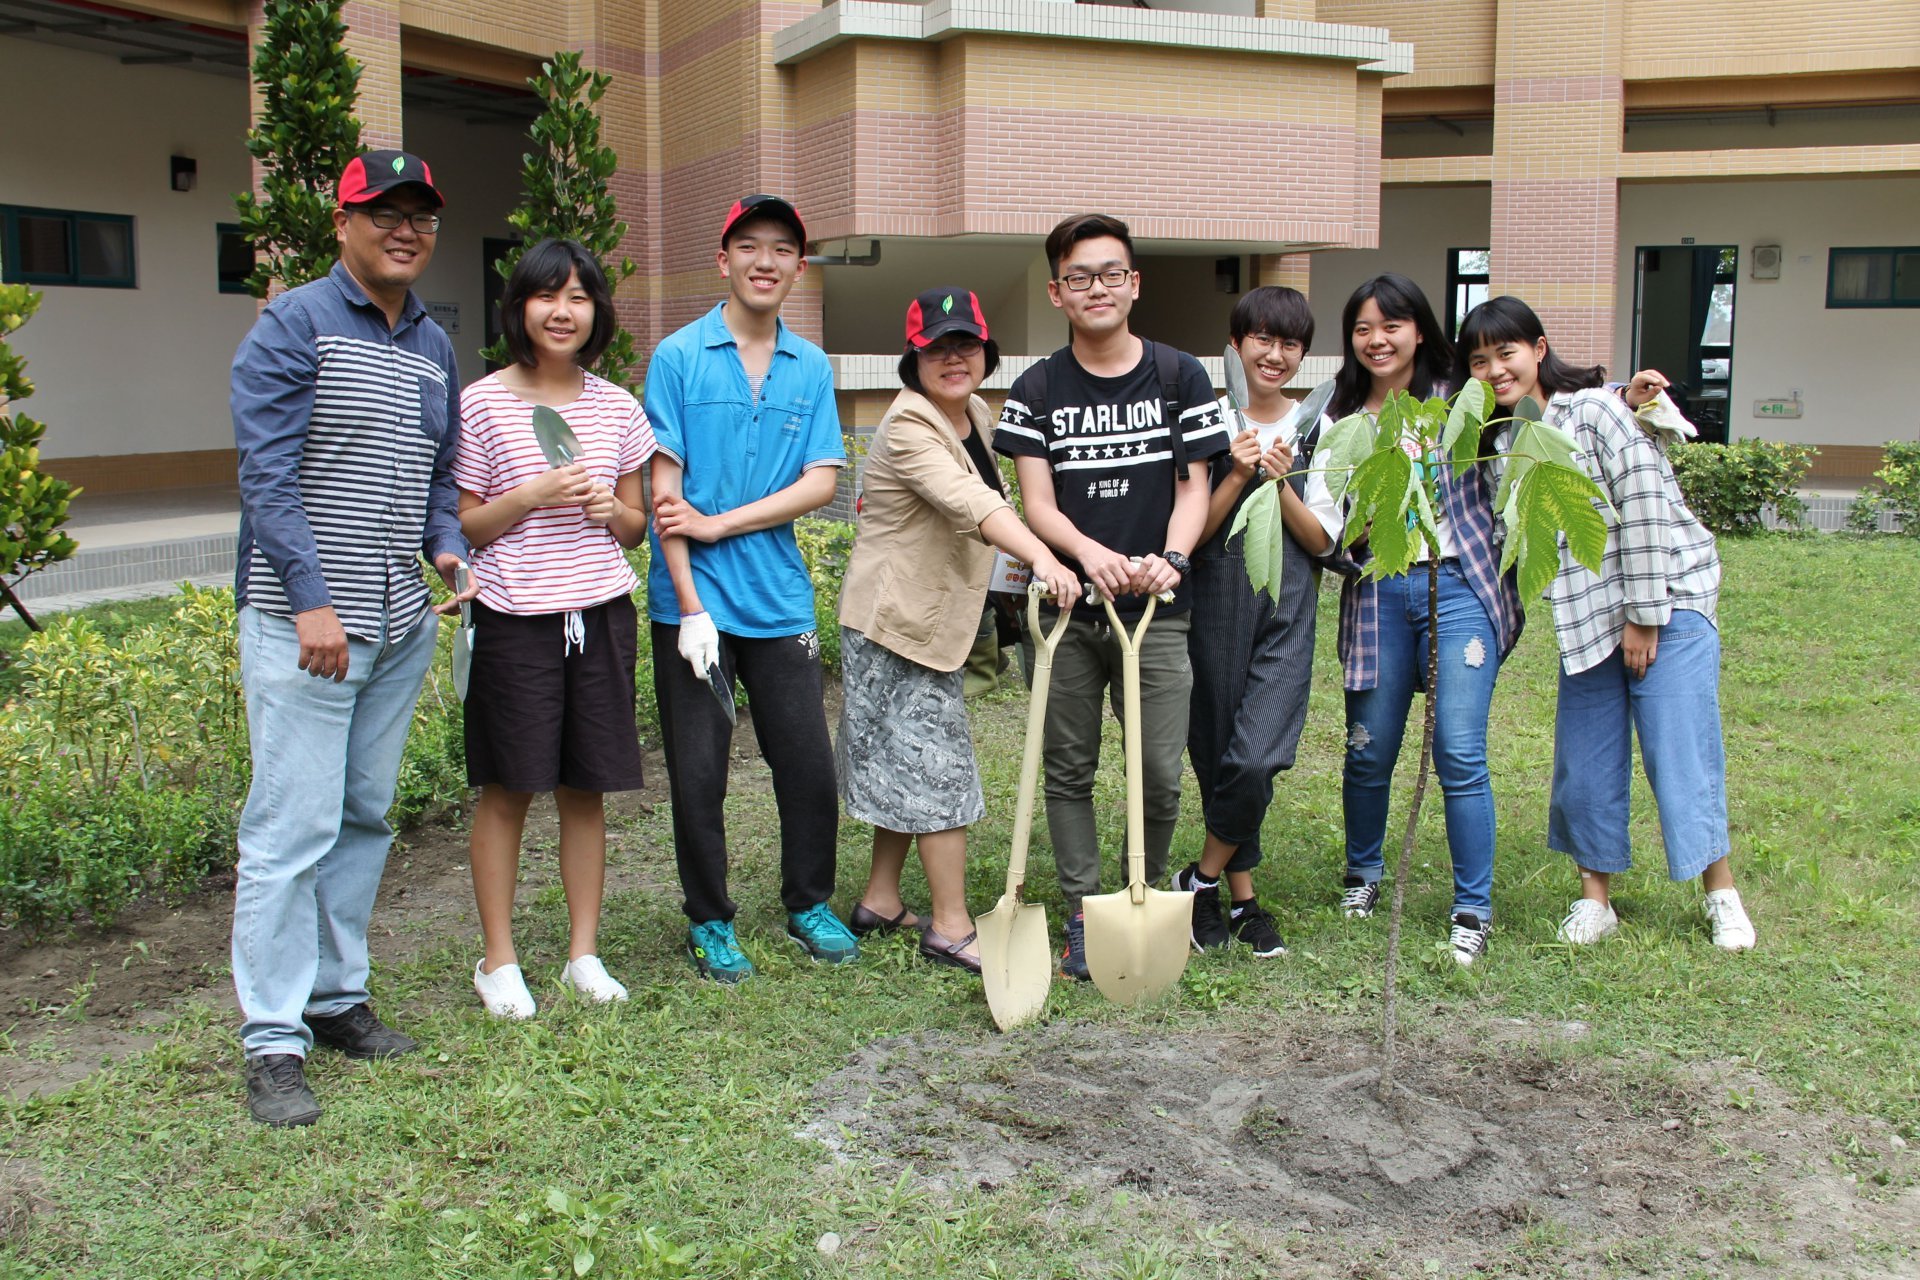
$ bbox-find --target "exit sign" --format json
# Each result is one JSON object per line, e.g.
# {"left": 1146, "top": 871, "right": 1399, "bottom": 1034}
{"left": 1753, "top": 398, "right": 1802, "bottom": 419}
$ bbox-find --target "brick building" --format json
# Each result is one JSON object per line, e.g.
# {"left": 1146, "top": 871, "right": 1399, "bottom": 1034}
{"left": 1, "top": 0, "right": 1915, "bottom": 498}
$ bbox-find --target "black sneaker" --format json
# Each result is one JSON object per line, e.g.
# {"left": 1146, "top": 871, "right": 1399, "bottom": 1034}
{"left": 246, "top": 1054, "right": 321, "bottom": 1127}
{"left": 1176, "top": 863, "right": 1229, "bottom": 951}
{"left": 1060, "top": 912, "right": 1090, "bottom": 982}
{"left": 1340, "top": 875, "right": 1381, "bottom": 919}
{"left": 1449, "top": 912, "right": 1491, "bottom": 966}
{"left": 1229, "top": 900, "right": 1287, "bottom": 957}
{"left": 305, "top": 1003, "right": 418, "bottom": 1060}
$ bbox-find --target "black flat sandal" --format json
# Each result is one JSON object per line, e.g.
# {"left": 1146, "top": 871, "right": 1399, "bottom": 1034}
{"left": 850, "top": 901, "right": 926, "bottom": 937}
{"left": 919, "top": 928, "right": 981, "bottom": 974}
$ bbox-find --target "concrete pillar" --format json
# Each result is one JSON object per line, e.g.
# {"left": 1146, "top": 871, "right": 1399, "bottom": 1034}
{"left": 1251, "top": 253, "right": 1313, "bottom": 294}
{"left": 1488, "top": 0, "right": 1622, "bottom": 367}
{"left": 581, "top": 0, "right": 663, "bottom": 358}
{"left": 339, "top": 0, "right": 405, "bottom": 150}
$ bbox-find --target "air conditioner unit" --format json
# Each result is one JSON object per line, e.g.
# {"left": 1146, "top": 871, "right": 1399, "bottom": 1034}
{"left": 1751, "top": 244, "right": 1782, "bottom": 280}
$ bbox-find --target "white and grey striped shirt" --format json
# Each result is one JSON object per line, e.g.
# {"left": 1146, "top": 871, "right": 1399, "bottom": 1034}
{"left": 232, "top": 264, "right": 466, "bottom": 642}
{"left": 1544, "top": 389, "right": 1720, "bottom": 675}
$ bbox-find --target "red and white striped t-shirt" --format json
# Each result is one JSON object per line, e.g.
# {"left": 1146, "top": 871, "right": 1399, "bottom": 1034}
{"left": 454, "top": 371, "right": 656, "bottom": 614}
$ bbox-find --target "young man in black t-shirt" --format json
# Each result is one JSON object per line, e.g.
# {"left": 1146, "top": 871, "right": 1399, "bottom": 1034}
{"left": 994, "top": 212, "right": 1229, "bottom": 980}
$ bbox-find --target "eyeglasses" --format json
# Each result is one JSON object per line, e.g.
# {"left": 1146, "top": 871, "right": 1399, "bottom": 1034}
{"left": 918, "top": 337, "right": 985, "bottom": 360}
{"left": 1242, "top": 333, "right": 1304, "bottom": 354}
{"left": 350, "top": 207, "right": 442, "bottom": 234}
{"left": 1055, "top": 268, "right": 1133, "bottom": 292}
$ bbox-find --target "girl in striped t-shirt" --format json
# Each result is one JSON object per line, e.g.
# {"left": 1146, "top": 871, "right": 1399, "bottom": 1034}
{"left": 454, "top": 239, "right": 656, "bottom": 1018}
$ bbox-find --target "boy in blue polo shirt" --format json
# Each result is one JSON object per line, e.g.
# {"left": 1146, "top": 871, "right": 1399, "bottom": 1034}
{"left": 646, "top": 195, "right": 855, "bottom": 982}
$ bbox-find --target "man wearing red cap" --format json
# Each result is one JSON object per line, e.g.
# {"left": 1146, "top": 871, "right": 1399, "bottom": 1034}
{"left": 228, "top": 149, "right": 478, "bottom": 1125}
{"left": 644, "top": 195, "right": 856, "bottom": 983}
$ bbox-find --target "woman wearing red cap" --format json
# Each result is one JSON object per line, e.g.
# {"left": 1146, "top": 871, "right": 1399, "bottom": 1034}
{"left": 837, "top": 288, "right": 1079, "bottom": 972}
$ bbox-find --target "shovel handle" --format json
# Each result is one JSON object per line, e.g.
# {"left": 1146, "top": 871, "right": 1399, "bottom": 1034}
{"left": 1097, "top": 590, "right": 1159, "bottom": 895}
{"left": 1005, "top": 584, "right": 1074, "bottom": 898}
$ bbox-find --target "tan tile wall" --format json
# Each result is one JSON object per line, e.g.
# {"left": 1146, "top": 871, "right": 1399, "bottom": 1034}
{"left": 1315, "top": 0, "right": 1494, "bottom": 91}
{"left": 1623, "top": 0, "right": 1920, "bottom": 80}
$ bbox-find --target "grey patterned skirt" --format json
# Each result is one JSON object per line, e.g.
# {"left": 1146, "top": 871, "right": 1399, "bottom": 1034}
{"left": 836, "top": 627, "right": 987, "bottom": 834}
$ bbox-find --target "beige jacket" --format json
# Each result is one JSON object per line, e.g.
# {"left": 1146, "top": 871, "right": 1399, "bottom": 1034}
{"left": 838, "top": 389, "right": 1013, "bottom": 672}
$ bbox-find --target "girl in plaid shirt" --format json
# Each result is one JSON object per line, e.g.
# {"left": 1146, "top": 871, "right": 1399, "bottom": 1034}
{"left": 1457, "top": 296, "right": 1755, "bottom": 952}
{"left": 1328, "top": 275, "right": 1521, "bottom": 966}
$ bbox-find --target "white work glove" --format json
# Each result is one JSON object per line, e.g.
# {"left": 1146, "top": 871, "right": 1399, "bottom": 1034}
{"left": 677, "top": 610, "right": 721, "bottom": 679}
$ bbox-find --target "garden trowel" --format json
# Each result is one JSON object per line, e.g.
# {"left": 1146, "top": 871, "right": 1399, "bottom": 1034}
{"left": 530, "top": 404, "right": 583, "bottom": 468}
{"left": 1080, "top": 588, "right": 1192, "bottom": 1007}
{"left": 451, "top": 563, "right": 475, "bottom": 702}
{"left": 978, "top": 584, "right": 1073, "bottom": 1032}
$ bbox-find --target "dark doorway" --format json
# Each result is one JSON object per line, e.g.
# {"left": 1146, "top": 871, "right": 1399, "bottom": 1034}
{"left": 1632, "top": 245, "right": 1736, "bottom": 444}
{"left": 481, "top": 236, "right": 519, "bottom": 374}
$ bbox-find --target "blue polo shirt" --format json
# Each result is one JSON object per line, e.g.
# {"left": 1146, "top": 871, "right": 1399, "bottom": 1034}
{"left": 644, "top": 303, "right": 845, "bottom": 637}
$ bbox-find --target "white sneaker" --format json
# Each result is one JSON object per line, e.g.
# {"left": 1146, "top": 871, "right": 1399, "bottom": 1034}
{"left": 561, "top": 955, "right": 630, "bottom": 1003}
{"left": 1557, "top": 898, "right": 1620, "bottom": 945}
{"left": 473, "top": 960, "right": 536, "bottom": 1019}
{"left": 1449, "top": 912, "right": 1491, "bottom": 966}
{"left": 1703, "top": 889, "right": 1756, "bottom": 951}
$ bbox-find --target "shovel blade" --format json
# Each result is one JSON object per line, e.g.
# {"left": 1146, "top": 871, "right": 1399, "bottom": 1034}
{"left": 977, "top": 897, "right": 1051, "bottom": 1032}
{"left": 1081, "top": 884, "right": 1193, "bottom": 1006}
{"left": 451, "top": 629, "right": 473, "bottom": 702}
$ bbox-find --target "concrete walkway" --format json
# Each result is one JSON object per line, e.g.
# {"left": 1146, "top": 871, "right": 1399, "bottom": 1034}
{"left": 11, "top": 486, "right": 239, "bottom": 616}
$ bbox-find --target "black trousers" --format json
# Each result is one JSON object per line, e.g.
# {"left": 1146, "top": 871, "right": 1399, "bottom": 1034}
{"left": 652, "top": 623, "right": 839, "bottom": 923}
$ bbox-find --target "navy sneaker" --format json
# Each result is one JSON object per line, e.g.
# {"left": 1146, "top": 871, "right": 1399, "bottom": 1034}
{"left": 687, "top": 920, "right": 754, "bottom": 983}
{"left": 786, "top": 903, "right": 861, "bottom": 964}
{"left": 1060, "top": 912, "right": 1090, "bottom": 982}
{"left": 1340, "top": 875, "right": 1381, "bottom": 919}
{"left": 1229, "top": 900, "right": 1287, "bottom": 957}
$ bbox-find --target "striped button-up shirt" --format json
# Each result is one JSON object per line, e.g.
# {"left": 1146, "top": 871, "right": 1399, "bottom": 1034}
{"left": 1544, "top": 389, "right": 1720, "bottom": 675}
{"left": 231, "top": 263, "right": 466, "bottom": 641}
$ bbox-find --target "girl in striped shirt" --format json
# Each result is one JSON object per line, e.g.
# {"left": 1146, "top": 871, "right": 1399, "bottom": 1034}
{"left": 454, "top": 239, "right": 657, "bottom": 1018}
{"left": 1456, "top": 296, "right": 1755, "bottom": 952}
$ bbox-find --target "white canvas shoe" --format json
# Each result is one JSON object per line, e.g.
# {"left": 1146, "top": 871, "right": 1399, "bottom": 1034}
{"left": 561, "top": 955, "right": 630, "bottom": 1003}
{"left": 1704, "top": 889, "right": 1756, "bottom": 951}
{"left": 1557, "top": 898, "right": 1620, "bottom": 945}
{"left": 473, "top": 960, "right": 537, "bottom": 1019}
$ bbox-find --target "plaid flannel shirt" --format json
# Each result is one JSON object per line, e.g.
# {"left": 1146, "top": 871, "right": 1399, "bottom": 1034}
{"left": 1337, "top": 449, "right": 1523, "bottom": 693}
{"left": 1544, "top": 389, "right": 1720, "bottom": 675}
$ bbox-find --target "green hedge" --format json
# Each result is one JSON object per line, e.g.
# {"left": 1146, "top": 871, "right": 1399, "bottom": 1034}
{"left": 0, "top": 519, "right": 856, "bottom": 931}
{"left": 1666, "top": 439, "right": 1814, "bottom": 535}
{"left": 1846, "top": 441, "right": 1920, "bottom": 536}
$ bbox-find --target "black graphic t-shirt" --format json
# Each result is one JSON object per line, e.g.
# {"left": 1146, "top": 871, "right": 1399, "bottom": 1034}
{"left": 994, "top": 342, "right": 1228, "bottom": 618}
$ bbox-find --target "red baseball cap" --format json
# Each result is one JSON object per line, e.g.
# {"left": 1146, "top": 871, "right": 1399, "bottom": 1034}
{"left": 720, "top": 194, "right": 805, "bottom": 247}
{"left": 905, "top": 287, "right": 990, "bottom": 348}
{"left": 337, "top": 150, "right": 444, "bottom": 208}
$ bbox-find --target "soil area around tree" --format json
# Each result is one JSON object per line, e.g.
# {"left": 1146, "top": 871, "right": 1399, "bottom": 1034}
{"left": 804, "top": 1021, "right": 1920, "bottom": 1277}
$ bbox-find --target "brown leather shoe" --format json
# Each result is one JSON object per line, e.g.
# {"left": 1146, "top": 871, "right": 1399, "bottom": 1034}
{"left": 919, "top": 928, "right": 981, "bottom": 974}
{"left": 850, "top": 901, "right": 926, "bottom": 937}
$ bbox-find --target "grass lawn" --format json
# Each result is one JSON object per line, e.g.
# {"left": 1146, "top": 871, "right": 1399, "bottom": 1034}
{"left": 1, "top": 536, "right": 1916, "bottom": 1278}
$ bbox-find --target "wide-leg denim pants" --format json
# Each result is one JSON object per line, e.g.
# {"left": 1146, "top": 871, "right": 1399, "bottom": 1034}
{"left": 231, "top": 605, "right": 438, "bottom": 1059}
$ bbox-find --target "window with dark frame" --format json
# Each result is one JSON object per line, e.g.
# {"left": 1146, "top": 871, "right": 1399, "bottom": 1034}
{"left": 217, "top": 223, "right": 253, "bottom": 294}
{"left": 1446, "top": 248, "right": 1490, "bottom": 336}
{"left": 1827, "top": 248, "right": 1920, "bottom": 308}
{"left": 0, "top": 205, "right": 136, "bottom": 288}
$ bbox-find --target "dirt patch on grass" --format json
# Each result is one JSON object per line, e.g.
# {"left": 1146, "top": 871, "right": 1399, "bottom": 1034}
{"left": 805, "top": 1020, "right": 1920, "bottom": 1276}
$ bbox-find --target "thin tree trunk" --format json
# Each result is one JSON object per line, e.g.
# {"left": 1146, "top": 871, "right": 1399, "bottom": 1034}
{"left": 1378, "top": 554, "right": 1441, "bottom": 1104}
{"left": 1, "top": 579, "right": 41, "bottom": 632}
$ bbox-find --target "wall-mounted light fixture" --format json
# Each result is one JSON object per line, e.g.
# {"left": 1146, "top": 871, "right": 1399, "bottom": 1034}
{"left": 170, "top": 155, "right": 198, "bottom": 193}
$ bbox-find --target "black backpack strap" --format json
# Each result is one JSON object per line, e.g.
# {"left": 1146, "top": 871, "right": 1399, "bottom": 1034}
{"left": 1152, "top": 341, "right": 1190, "bottom": 482}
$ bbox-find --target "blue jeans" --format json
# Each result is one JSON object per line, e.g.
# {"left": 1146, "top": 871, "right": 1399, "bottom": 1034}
{"left": 232, "top": 605, "right": 438, "bottom": 1058}
{"left": 1548, "top": 610, "right": 1729, "bottom": 881}
{"left": 1342, "top": 564, "right": 1501, "bottom": 919}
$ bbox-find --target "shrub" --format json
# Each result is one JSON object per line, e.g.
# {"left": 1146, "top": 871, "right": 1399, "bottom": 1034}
{"left": 1667, "top": 439, "right": 1814, "bottom": 534}
{"left": 1, "top": 282, "right": 81, "bottom": 631}
{"left": 1845, "top": 441, "right": 1920, "bottom": 536}
{"left": 796, "top": 517, "right": 855, "bottom": 674}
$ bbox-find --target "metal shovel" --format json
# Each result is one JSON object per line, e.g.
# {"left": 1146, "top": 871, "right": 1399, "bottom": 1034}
{"left": 451, "top": 563, "right": 475, "bottom": 702}
{"left": 1081, "top": 589, "right": 1194, "bottom": 1006}
{"left": 979, "top": 584, "right": 1074, "bottom": 1032}
{"left": 530, "top": 404, "right": 583, "bottom": 467}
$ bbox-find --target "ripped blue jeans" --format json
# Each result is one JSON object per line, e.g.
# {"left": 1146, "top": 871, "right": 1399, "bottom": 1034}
{"left": 1342, "top": 562, "right": 1501, "bottom": 920}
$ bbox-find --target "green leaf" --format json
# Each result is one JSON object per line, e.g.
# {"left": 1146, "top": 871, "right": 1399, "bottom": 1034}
{"left": 1345, "top": 447, "right": 1415, "bottom": 577}
{"left": 1443, "top": 380, "right": 1491, "bottom": 463}
{"left": 573, "top": 1246, "right": 595, "bottom": 1276}
{"left": 1316, "top": 411, "right": 1376, "bottom": 507}
{"left": 1228, "top": 482, "right": 1286, "bottom": 602}
{"left": 1503, "top": 460, "right": 1610, "bottom": 601}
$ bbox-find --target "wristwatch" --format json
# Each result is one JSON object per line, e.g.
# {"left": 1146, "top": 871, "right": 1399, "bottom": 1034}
{"left": 1161, "top": 550, "right": 1192, "bottom": 579}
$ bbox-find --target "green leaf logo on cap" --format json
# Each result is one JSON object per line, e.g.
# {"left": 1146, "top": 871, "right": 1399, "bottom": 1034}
{"left": 942, "top": 294, "right": 954, "bottom": 315}
{"left": 391, "top": 156, "right": 406, "bottom": 173}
